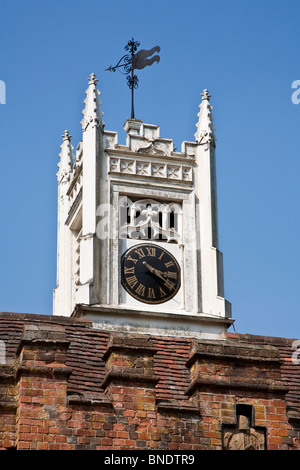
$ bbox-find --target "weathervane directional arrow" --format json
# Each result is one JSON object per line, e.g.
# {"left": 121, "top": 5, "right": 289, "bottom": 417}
{"left": 106, "top": 38, "right": 160, "bottom": 119}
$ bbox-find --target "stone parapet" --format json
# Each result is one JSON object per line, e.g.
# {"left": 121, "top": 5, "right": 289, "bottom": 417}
{"left": 186, "top": 339, "right": 287, "bottom": 396}
{"left": 101, "top": 333, "right": 159, "bottom": 390}
{"left": 0, "top": 314, "right": 298, "bottom": 450}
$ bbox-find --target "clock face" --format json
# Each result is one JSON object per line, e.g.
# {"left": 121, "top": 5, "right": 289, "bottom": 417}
{"left": 121, "top": 243, "right": 181, "bottom": 304}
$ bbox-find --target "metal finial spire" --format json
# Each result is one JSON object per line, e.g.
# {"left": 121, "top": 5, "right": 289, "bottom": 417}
{"left": 106, "top": 38, "right": 160, "bottom": 119}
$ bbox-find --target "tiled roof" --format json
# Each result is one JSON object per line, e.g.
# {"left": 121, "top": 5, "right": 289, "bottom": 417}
{"left": 0, "top": 313, "right": 299, "bottom": 411}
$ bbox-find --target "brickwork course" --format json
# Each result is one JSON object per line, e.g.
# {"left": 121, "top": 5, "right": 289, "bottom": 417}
{"left": 0, "top": 312, "right": 299, "bottom": 450}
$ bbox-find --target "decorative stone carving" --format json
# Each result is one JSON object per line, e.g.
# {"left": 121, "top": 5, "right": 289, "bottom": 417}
{"left": 223, "top": 413, "right": 266, "bottom": 450}
{"left": 109, "top": 157, "right": 192, "bottom": 183}
{"left": 197, "top": 130, "right": 212, "bottom": 147}
{"left": 152, "top": 164, "right": 166, "bottom": 177}
{"left": 120, "top": 160, "right": 135, "bottom": 173}
{"left": 136, "top": 140, "right": 165, "bottom": 155}
{"left": 136, "top": 162, "right": 150, "bottom": 175}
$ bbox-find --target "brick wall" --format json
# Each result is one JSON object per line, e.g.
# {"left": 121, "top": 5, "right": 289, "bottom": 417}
{"left": 0, "top": 319, "right": 299, "bottom": 450}
{"left": 185, "top": 339, "right": 292, "bottom": 449}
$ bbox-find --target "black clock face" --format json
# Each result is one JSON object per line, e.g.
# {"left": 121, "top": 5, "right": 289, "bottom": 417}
{"left": 121, "top": 243, "right": 181, "bottom": 304}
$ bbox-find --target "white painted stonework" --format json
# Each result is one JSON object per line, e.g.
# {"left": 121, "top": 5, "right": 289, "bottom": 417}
{"left": 53, "top": 74, "right": 232, "bottom": 339}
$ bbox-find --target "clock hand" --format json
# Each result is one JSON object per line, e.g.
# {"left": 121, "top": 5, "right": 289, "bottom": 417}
{"left": 142, "top": 261, "right": 169, "bottom": 277}
{"left": 151, "top": 268, "right": 175, "bottom": 281}
{"left": 142, "top": 261, "right": 157, "bottom": 274}
{"left": 142, "top": 262, "right": 175, "bottom": 290}
{"left": 143, "top": 261, "right": 165, "bottom": 281}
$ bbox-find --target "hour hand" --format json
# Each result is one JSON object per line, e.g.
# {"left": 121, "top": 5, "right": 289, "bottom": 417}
{"left": 142, "top": 262, "right": 175, "bottom": 290}
{"left": 143, "top": 261, "right": 165, "bottom": 280}
{"left": 143, "top": 261, "right": 162, "bottom": 276}
{"left": 142, "top": 261, "right": 156, "bottom": 274}
{"left": 142, "top": 261, "right": 166, "bottom": 277}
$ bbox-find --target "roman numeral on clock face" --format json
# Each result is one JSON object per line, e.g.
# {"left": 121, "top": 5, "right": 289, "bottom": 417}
{"left": 134, "top": 248, "right": 146, "bottom": 259}
{"left": 135, "top": 283, "right": 145, "bottom": 296}
{"left": 146, "top": 247, "right": 156, "bottom": 257}
{"left": 148, "top": 287, "right": 156, "bottom": 299}
{"left": 166, "top": 271, "right": 177, "bottom": 279}
{"left": 126, "top": 275, "right": 138, "bottom": 288}
{"left": 159, "top": 287, "right": 167, "bottom": 297}
{"left": 124, "top": 266, "right": 135, "bottom": 275}
{"left": 164, "top": 279, "right": 175, "bottom": 291}
{"left": 164, "top": 260, "right": 174, "bottom": 268}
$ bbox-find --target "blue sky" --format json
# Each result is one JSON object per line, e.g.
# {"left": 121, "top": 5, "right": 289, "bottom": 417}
{"left": 0, "top": 0, "right": 299, "bottom": 339}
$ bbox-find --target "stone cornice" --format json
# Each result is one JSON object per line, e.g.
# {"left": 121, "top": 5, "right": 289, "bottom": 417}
{"left": 105, "top": 147, "right": 195, "bottom": 163}
{"left": 67, "top": 394, "right": 113, "bottom": 409}
{"left": 156, "top": 400, "right": 199, "bottom": 416}
{"left": 185, "top": 377, "right": 289, "bottom": 397}
{"left": 185, "top": 341, "right": 282, "bottom": 369}
{"left": 101, "top": 371, "right": 159, "bottom": 390}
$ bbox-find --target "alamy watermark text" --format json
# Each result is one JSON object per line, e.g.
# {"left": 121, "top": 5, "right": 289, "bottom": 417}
{"left": 0, "top": 80, "right": 6, "bottom": 104}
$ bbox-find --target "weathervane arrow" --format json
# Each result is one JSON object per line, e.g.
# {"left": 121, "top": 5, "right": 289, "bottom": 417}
{"left": 106, "top": 38, "right": 160, "bottom": 119}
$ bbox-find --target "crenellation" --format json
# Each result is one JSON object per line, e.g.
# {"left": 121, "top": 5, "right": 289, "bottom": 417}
{"left": 181, "top": 141, "right": 197, "bottom": 157}
{"left": 103, "top": 130, "right": 118, "bottom": 149}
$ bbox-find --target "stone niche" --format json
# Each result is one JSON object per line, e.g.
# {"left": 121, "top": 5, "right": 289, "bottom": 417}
{"left": 222, "top": 404, "right": 266, "bottom": 450}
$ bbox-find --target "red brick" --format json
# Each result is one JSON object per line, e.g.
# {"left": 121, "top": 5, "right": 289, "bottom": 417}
{"left": 102, "top": 438, "right": 113, "bottom": 446}
{"left": 37, "top": 442, "right": 49, "bottom": 450}
{"left": 124, "top": 410, "right": 135, "bottom": 417}
{"left": 268, "top": 436, "right": 283, "bottom": 445}
{"left": 18, "top": 442, "right": 30, "bottom": 450}
{"left": 113, "top": 438, "right": 125, "bottom": 446}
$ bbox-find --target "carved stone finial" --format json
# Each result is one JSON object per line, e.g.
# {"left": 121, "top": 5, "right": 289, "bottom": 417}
{"left": 201, "top": 89, "right": 211, "bottom": 101}
{"left": 62, "top": 130, "right": 71, "bottom": 141}
{"left": 88, "top": 73, "right": 98, "bottom": 86}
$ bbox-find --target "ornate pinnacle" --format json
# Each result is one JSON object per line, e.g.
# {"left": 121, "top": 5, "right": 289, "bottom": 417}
{"left": 81, "top": 73, "right": 103, "bottom": 131}
{"left": 57, "top": 130, "right": 74, "bottom": 182}
{"left": 195, "top": 89, "right": 216, "bottom": 147}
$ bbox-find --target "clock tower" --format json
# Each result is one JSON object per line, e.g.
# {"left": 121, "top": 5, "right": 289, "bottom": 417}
{"left": 53, "top": 74, "right": 233, "bottom": 339}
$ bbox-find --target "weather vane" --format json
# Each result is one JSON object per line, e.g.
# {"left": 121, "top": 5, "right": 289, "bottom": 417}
{"left": 106, "top": 38, "right": 160, "bottom": 119}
